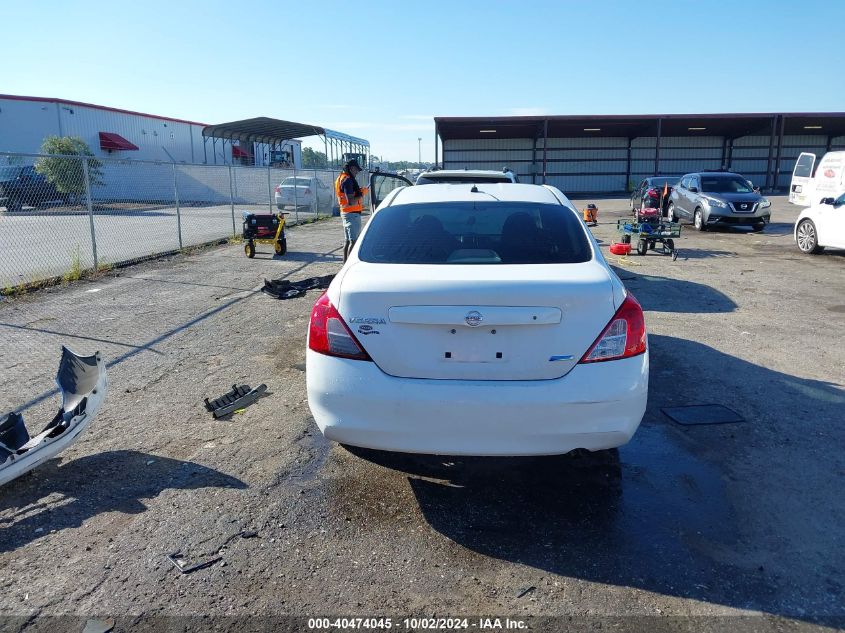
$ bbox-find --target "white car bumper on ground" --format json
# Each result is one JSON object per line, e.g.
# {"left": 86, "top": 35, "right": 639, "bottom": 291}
{"left": 306, "top": 350, "right": 648, "bottom": 456}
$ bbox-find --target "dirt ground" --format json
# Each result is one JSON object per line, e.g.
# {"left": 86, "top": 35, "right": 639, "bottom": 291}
{"left": 0, "top": 196, "right": 843, "bottom": 633}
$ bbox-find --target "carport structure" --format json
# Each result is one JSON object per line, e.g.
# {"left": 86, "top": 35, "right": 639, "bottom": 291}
{"left": 202, "top": 117, "right": 369, "bottom": 168}
{"left": 435, "top": 113, "right": 845, "bottom": 193}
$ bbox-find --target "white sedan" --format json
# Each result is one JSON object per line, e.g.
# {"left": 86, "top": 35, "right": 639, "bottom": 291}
{"left": 274, "top": 176, "right": 333, "bottom": 211}
{"left": 795, "top": 192, "right": 845, "bottom": 254}
{"left": 306, "top": 183, "right": 648, "bottom": 456}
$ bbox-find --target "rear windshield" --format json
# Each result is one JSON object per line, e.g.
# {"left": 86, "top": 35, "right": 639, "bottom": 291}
{"left": 358, "top": 202, "right": 592, "bottom": 265}
{"left": 282, "top": 177, "right": 311, "bottom": 186}
{"left": 416, "top": 175, "right": 513, "bottom": 185}
{"left": 701, "top": 176, "right": 754, "bottom": 193}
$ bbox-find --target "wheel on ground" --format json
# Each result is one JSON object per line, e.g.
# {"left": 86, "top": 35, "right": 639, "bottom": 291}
{"left": 694, "top": 209, "right": 706, "bottom": 231}
{"left": 667, "top": 202, "right": 677, "bottom": 223}
{"left": 244, "top": 241, "right": 256, "bottom": 258}
{"left": 274, "top": 238, "right": 287, "bottom": 256}
{"left": 751, "top": 222, "right": 765, "bottom": 232}
{"left": 636, "top": 239, "right": 648, "bottom": 256}
{"left": 796, "top": 219, "right": 823, "bottom": 254}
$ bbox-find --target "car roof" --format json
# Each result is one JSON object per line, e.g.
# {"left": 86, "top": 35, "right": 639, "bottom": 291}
{"left": 687, "top": 171, "right": 743, "bottom": 177}
{"left": 418, "top": 169, "right": 513, "bottom": 177}
{"left": 390, "top": 183, "right": 562, "bottom": 206}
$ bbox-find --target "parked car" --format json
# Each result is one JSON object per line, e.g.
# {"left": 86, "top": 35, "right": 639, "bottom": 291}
{"left": 789, "top": 151, "right": 845, "bottom": 207}
{"left": 630, "top": 176, "right": 678, "bottom": 222}
{"left": 0, "top": 165, "right": 64, "bottom": 212}
{"left": 306, "top": 183, "right": 648, "bottom": 456}
{"left": 415, "top": 168, "right": 518, "bottom": 185}
{"left": 667, "top": 171, "right": 771, "bottom": 232}
{"left": 794, "top": 191, "right": 845, "bottom": 254}
{"left": 274, "top": 176, "right": 333, "bottom": 211}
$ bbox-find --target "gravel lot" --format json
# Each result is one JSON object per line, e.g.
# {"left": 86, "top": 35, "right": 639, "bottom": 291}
{"left": 0, "top": 196, "right": 843, "bottom": 632}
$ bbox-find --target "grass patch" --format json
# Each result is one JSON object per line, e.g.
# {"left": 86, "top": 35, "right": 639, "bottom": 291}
{"left": 62, "top": 246, "right": 83, "bottom": 283}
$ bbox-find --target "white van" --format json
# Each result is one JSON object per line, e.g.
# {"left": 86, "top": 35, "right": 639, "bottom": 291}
{"left": 790, "top": 151, "right": 845, "bottom": 206}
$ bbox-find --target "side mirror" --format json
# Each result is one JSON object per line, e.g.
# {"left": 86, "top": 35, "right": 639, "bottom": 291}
{"left": 820, "top": 197, "right": 835, "bottom": 205}
{"left": 689, "top": 186, "right": 699, "bottom": 193}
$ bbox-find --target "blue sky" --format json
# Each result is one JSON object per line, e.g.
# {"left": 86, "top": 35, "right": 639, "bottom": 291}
{"left": 5, "top": 0, "right": 845, "bottom": 160}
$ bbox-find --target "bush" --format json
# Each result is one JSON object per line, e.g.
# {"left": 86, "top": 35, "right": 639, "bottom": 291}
{"left": 35, "top": 136, "right": 104, "bottom": 202}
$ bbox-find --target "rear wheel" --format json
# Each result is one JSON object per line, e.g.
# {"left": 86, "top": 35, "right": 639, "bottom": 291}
{"left": 796, "top": 219, "right": 823, "bottom": 254}
{"left": 274, "top": 238, "right": 287, "bottom": 256}
{"left": 751, "top": 222, "right": 765, "bottom": 233}
{"left": 636, "top": 239, "right": 649, "bottom": 256}
{"left": 244, "top": 242, "right": 256, "bottom": 258}
{"left": 694, "top": 208, "right": 706, "bottom": 231}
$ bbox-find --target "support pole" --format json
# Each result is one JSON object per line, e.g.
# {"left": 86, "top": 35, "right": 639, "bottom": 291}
{"left": 625, "top": 137, "right": 632, "bottom": 191}
{"left": 229, "top": 165, "right": 237, "bottom": 238}
{"left": 173, "top": 163, "right": 182, "bottom": 250}
{"left": 654, "top": 118, "right": 662, "bottom": 176}
{"left": 773, "top": 115, "right": 786, "bottom": 192}
{"left": 765, "top": 115, "right": 778, "bottom": 191}
{"left": 82, "top": 157, "right": 98, "bottom": 271}
{"left": 267, "top": 162, "right": 274, "bottom": 215}
{"left": 542, "top": 119, "right": 549, "bottom": 184}
{"left": 293, "top": 162, "right": 299, "bottom": 225}
{"left": 434, "top": 123, "right": 439, "bottom": 168}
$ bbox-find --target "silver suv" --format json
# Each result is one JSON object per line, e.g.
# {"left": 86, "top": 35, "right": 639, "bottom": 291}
{"left": 667, "top": 171, "right": 771, "bottom": 232}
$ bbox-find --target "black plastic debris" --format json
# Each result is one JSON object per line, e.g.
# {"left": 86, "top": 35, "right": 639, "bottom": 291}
{"left": 262, "top": 274, "right": 334, "bottom": 300}
{"left": 204, "top": 384, "right": 267, "bottom": 419}
{"left": 516, "top": 585, "right": 536, "bottom": 598}
{"left": 662, "top": 404, "right": 745, "bottom": 426}
{"left": 167, "top": 552, "right": 222, "bottom": 574}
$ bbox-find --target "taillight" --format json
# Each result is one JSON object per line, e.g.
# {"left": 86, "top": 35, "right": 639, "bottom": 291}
{"left": 274, "top": 185, "right": 281, "bottom": 193}
{"left": 580, "top": 294, "right": 646, "bottom": 363}
{"left": 308, "top": 293, "right": 372, "bottom": 361}
{"left": 646, "top": 188, "right": 659, "bottom": 198}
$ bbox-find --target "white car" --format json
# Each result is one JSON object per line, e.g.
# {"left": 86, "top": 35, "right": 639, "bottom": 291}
{"left": 274, "top": 176, "right": 332, "bottom": 211}
{"left": 306, "top": 183, "right": 649, "bottom": 456}
{"left": 415, "top": 168, "right": 519, "bottom": 185}
{"left": 794, "top": 191, "right": 845, "bottom": 254}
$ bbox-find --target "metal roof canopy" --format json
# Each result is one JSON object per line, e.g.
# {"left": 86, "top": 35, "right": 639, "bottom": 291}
{"left": 202, "top": 116, "right": 368, "bottom": 146}
{"left": 435, "top": 113, "right": 845, "bottom": 140}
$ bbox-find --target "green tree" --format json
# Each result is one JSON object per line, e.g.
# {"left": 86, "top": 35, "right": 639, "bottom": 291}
{"left": 301, "top": 147, "right": 328, "bottom": 169}
{"left": 35, "top": 136, "right": 104, "bottom": 203}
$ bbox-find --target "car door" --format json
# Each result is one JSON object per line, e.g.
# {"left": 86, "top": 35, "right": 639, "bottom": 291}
{"left": 687, "top": 175, "right": 702, "bottom": 215}
{"left": 825, "top": 192, "right": 845, "bottom": 248}
{"left": 369, "top": 172, "right": 414, "bottom": 211}
{"left": 676, "top": 176, "right": 691, "bottom": 216}
{"left": 790, "top": 152, "right": 817, "bottom": 205}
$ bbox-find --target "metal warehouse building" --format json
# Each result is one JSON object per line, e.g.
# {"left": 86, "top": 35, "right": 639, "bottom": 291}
{"left": 0, "top": 94, "right": 303, "bottom": 166}
{"left": 434, "top": 113, "right": 845, "bottom": 193}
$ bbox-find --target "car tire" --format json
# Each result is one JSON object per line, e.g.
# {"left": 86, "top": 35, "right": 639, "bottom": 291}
{"left": 244, "top": 242, "right": 256, "bottom": 258}
{"left": 274, "top": 238, "right": 287, "bottom": 256}
{"left": 694, "top": 208, "right": 706, "bottom": 231}
{"left": 796, "top": 219, "right": 823, "bottom": 254}
{"left": 636, "top": 239, "right": 648, "bottom": 256}
{"left": 667, "top": 202, "right": 677, "bottom": 223}
{"left": 751, "top": 222, "right": 765, "bottom": 232}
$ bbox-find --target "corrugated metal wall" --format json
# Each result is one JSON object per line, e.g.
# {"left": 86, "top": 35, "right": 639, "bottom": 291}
{"left": 442, "top": 129, "right": 845, "bottom": 194}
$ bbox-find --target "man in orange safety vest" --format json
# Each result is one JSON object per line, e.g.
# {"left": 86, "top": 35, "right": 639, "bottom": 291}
{"left": 334, "top": 159, "right": 369, "bottom": 262}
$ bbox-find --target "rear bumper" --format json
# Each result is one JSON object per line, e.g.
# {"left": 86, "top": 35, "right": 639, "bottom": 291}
{"left": 306, "top": 350, "right": 648, "bottom": 456}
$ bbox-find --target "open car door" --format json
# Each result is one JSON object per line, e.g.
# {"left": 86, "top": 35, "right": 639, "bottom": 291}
{"left": 369, "top": 171, "right": 413, "bottom": 212}
{"left": 790, "top": 152, "right": 816, "bottom": 206}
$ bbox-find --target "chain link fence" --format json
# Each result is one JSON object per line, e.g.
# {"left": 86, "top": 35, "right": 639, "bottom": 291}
{"left": 0, "top": 151, "right": 359, "bottom": 290}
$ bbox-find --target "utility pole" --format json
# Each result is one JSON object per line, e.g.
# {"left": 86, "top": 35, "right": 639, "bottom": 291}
{"left": 418, "top": 137, "right": 422, "bottom": 168}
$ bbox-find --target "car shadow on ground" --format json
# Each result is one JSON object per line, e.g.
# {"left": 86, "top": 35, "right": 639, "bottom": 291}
{"left": 343, "top": 333, "right": 844, "bottom": 622}
{"left": 609, "top": 266, "right": 737, "bottom": 313}
{"left": 0, "top": 450, "right": 246, "bottom": 553}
